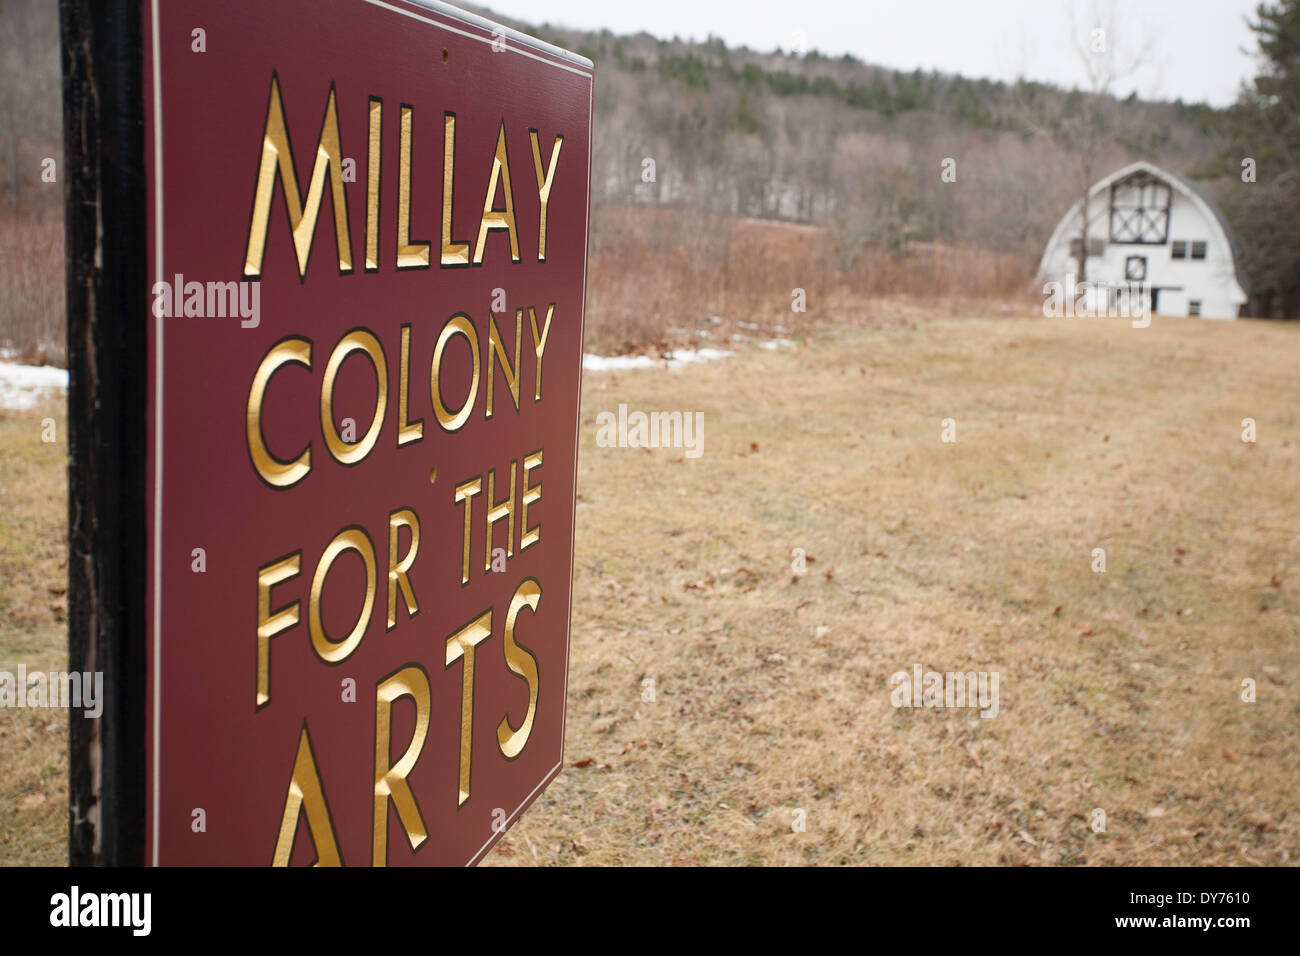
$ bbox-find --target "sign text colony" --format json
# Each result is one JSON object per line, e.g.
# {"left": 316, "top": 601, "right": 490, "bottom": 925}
{"left": 238, "top": 73, "right": 570, "bottom": 865}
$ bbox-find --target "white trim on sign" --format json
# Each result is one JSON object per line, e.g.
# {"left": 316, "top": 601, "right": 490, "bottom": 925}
{"left": 150, "top": 0, "right": 164, "bottom": 869}
{"left": 366, "top": 0, "right": 595, "bottom": 77}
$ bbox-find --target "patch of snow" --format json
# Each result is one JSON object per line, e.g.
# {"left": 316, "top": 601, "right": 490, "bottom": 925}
{"left": 737, "top": 321, "right": 759, "bottom": 330}
{"left": 0, "top": 362, "right": 68, "bottom": 411}
{"left": 582, "top": 354, "right": 659, "bottom": 371}
{"left": 583, "top": 348, "right": 732, "bottom": 372}
{"left": 758, "top": 338, "right": 796, "bottom": 350}
{"left": 667, "top": 347, "right": 731, "bottom": 365}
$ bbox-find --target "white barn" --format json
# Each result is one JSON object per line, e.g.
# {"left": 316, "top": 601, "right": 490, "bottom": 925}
{"left": 1039, "top": 160, "right": 1248, "bottom": 319}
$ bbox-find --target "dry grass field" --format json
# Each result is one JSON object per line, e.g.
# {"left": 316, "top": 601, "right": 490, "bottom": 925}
{"left": 486, "top": 308, "right": 1299, "bottom": 866}
{"left": 2, "top": 307, "right": 1297, "bottom": 865}
{"left": 0, "top": 389, "right": 67, "bottom": 865}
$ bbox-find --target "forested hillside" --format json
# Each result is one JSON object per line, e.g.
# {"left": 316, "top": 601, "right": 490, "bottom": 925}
{"left": 471, "top": 3, "right": 1224, "bottom": 263}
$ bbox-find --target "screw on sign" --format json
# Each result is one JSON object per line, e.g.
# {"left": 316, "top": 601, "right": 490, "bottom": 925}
{"left": 63, "top": 0, "right": 592, "bottom": 865}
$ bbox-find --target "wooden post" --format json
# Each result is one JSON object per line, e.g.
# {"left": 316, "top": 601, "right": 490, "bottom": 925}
{"left": 61, "top": 0, "right": 148, "bottom": 866}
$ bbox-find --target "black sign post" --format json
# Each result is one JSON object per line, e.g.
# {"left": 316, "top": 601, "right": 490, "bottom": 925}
{"left": 61, "top": 0, "right": 148, "bottom": 866}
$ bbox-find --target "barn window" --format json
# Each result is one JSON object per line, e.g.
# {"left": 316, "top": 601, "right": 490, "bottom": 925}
{"left": 1191, "top": 241, "right": 1207, "bottom": 260}
{"left": 1109, "top": 170, "right": 1173, "bottom": 244}
{"left": 1125, "top": 256, "right": 1147, "bottom": 281}
{"left": 1171, "top": 241, "right": 1187, "bottom": 259}
{"left": 1188, "top": 300, "right": 1202, "bottom": 316}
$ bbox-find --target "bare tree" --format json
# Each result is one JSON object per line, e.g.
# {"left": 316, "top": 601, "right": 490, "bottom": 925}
{"left": 1012, "top": 0, "right": 1152, "bottom": 282}
{"left": 0, "top": 0, "right": 61, "bottom": 215}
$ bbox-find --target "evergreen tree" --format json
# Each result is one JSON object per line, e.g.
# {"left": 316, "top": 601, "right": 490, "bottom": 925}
{"left": 1218, "top": 1, "right": 1300, "bottom": 316}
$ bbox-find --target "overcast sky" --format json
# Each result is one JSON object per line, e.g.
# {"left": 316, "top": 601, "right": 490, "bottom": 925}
{"left": 479, "top": 0, "right": 1264, "bottom": 107}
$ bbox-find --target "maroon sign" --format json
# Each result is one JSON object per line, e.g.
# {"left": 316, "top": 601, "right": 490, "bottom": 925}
{"left": 140, "top": 0, "right": 592, "bottom": 865}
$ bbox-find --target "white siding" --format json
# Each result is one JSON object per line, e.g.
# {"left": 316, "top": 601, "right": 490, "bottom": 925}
{"left": 1038, "top": 162, "right": 1246, "bottom": 320}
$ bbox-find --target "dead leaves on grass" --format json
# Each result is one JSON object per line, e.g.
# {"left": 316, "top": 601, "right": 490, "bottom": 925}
{"left": 682, "top": 566, "right": 765, "bottom": 594}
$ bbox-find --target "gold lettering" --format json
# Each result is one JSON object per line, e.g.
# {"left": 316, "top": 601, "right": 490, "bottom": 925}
{"left": 472, "top": 120, "right": 520, "bottom": 265}
{"left": 453, "top": 477, "right": 482, "bottom": 585}
{"left": 527, "top": 304, "right": 554, "bottom": 402}
{"left": 498, "top": 578, "right": 541, "bottom": 759}
{"left": 257, "top": 552, "right": 301, "bottom": 708}
{"left": 273, "top": 723, "right": 343, "bottom": 866}
{"left": 520, "top": 450, "right": 543, "bottom": 551}
{"left": 373, "top": 666, "right": 431, "bottom": 865}
{"left": 485, "top": 462, "right": 516, "bottom": 572}
{"left": 397, "top": 104, "right": 431, "bottom": 269}
{"left": 365, "top": 98, "right": 382, "bottom": 271}
{"left": 308, "top": 526, "right": 376, "bottom": 663}
{"left": 528, "top": 130, "right": 563, "bottom": 261}
{"left": 440, "top": 112, "right": 470, "bottom": 267}
{"left": 485, "top": 308, "right": 522, "bottom": 418}
{"left": 397, "top": 324, "right": 423, "bottom": 445}
{"left": 431, "top": 314, "right": 480, "bottom": 431}
{"left": 445, "top": 612, "right": 492, "bottom": 806}
{"left": 321, "top": 329, "right": 388, "bottom": 465}
{"left": 244, "top": 75, "right": 352, "bottom": 278}
{"left": 387, "top": 508, "right": 420, "bottom": 630}
{"left": 247, "top": 337, "right": 312, "bottom": 488}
